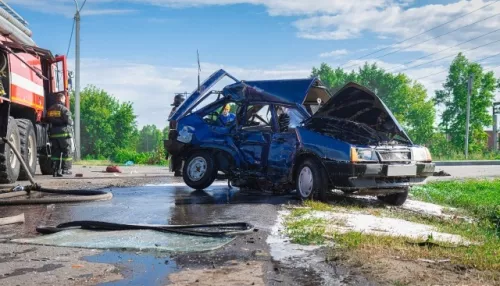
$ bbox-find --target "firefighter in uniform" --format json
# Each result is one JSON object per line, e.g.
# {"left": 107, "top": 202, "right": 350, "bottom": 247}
{"left": 46, "top": 92, "right": 73, "bottom": 177}
{"left": 169, "top": 93, "right": 185, "bottom": 177}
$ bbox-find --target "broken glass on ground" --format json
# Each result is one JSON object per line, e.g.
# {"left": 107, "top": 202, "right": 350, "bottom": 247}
{"left": 13, "top": 229, "right": 234, "bottom": 252}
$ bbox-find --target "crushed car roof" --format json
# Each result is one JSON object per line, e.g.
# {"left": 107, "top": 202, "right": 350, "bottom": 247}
{"left": 223, "top": 77, "right": 328, "bottom": 105}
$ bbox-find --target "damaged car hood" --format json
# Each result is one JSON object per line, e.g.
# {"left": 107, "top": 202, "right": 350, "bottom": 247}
{"left": 308, "top": 82, "right": 412, "bottom": 144}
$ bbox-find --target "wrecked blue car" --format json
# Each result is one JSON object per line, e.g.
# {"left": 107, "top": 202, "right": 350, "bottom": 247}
{"left": 165, "top": 69, "right": 435, "bottom": 205}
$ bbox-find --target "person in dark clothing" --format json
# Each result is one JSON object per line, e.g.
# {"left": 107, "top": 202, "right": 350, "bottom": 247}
{"left": 169, "top": 93, "right": 185, "bottom": 177}
{"left": 46, "top": 92, "right": 73, "bottom": 177}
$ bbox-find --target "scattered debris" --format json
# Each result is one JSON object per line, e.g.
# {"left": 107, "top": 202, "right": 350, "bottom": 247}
{"left": 433, "top": 170, "right": 451, "bottom": 177}
{"left": 417, "top": 258, "right": 451, "bottom": 264}
{"left": 306, "top": 211, "right": 470, "bottom": 245}
{"left": 75, "top": 173, "right": 83, "bottom": 178}
{"left": 0, "top": 213, "right": 24, "bottom": 225}
{"left": 106, "top": 166, "right": 122, "bottom": 173}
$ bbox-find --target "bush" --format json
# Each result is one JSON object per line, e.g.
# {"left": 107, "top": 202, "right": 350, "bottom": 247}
{"left": 111, "top": 149, "right": 168, "bottom": 166}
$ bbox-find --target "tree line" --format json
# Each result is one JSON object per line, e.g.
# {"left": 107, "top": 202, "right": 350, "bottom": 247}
{"left": 73, "top": 53, "right": 500, "bottom": 164}
{"left": 312, "top": 53, "right": 500, "bottom": 159}
{"left": 69, "top": 86, "right": 169, "bottom": 165}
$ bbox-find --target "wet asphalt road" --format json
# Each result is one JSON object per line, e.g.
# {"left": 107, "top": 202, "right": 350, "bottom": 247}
{"left": 2, "top": 179, "right": 344, "bottom": 285}
{"left": 0, "top": 164, "right": 498, "bottom": 285}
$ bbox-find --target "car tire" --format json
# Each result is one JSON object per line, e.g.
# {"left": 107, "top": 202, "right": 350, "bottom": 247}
{"left": 183, "top": 151, "right": 217, "bottom": 190}
{"left": 0, "top": 117, "right": 21, "bottom": 184}
{"left": 295, "top": 158, "right": 328, "bottom": 201}
{"left": 16, "top": 119, "right": 37, "bottom": 180}
{"left": 377, "top": 188, "right": 409, "bottom": 206}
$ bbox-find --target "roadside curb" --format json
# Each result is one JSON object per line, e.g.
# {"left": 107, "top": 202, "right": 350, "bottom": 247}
{"left": 435, "top": 160, "right": 500, "bottom": 166}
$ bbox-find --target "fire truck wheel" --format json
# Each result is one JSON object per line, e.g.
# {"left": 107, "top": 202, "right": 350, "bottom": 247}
{"left": 16, "top": 119, "right": 37, "bottom": 180}
{"left": 0, "top": 117, "right": 21, "bottom": 184}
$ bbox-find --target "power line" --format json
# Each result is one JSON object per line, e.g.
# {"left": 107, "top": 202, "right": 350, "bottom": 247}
{"left": 66, "top": 18, "right": 75, "bottom": 57}
{"left": 397, "top": 37, "right": 500, "bottom": 74}
{"left": 429, "top": 62, "right": 500, "bottom": 85}
{"left": 343, "top": 11, "right": 500, "bottom": 70}
{"left": 79, "top": 0, "right": 88, "bottom": 12}
{"left": 415, "top": 51, "right": 500, "bottom": 82}
{"left": 386, "top": 27, "right": 500, "bottom": 73}
{"left": 339, "top": 0, "right": 500, "bottom": 68}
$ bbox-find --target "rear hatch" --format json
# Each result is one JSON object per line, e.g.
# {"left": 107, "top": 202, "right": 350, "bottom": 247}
{"left": 303, "top": 82, "right": 413, "bottom": 146}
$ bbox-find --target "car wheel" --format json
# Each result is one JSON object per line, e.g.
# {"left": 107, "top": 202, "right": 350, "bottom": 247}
{"left": 183, "top": 151, "right": 216, "bottom": 190}
{"left": 295, "top": 158, "right": 328, "bottom": 201}
{"left": 377, "top": 188, "right": 409, "bottom": 206}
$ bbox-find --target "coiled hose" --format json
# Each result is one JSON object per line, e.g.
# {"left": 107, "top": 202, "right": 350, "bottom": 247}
{"left": 0, "top": 137, "right": 113, "bottom": 205}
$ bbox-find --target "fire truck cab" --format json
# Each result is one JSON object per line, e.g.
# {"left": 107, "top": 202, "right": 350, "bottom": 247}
{"left": 0, "top": 1, "right": 70, "bottom": 184}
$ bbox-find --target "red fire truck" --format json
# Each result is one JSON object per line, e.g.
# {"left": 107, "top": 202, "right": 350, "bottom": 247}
{"left": 0, "top": 1, "right": 69, "bottom": 183}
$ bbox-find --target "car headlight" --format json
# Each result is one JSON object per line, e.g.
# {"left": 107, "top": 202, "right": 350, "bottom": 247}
{"left": 411, "top": 147, "right": 432, "bottom": 162}
{"left": 351, "top": 147, "right": 377, "bottom": 162}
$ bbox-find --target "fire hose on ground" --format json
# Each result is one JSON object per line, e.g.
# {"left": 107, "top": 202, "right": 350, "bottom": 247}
{"left": 0, "top": 136, "right": 113, "bottom": 207}
{"left": 0, "top": 137, "right": 255, "bottom": 237}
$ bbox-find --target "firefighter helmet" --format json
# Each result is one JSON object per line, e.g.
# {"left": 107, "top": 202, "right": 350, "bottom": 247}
{"left": 172, "top": 93, "right": 186, "bottom": 107}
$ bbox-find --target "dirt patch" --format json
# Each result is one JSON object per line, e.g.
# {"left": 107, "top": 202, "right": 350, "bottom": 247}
{"left": 168, "top": 260, "right": 264, "bottom": 286}
{"left": 329, "top": 247, "right": 499, "bottom": 286}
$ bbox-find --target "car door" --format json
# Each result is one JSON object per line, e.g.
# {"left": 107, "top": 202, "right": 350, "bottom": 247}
{"left": 235, "top": 104, "right": 274, "bottom": 171}
{"left": 267, "top": 106, "right": 300, "bottom": 183}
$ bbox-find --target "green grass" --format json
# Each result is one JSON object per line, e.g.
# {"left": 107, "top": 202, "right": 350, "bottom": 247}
{"left": 284, "top": 209, "right": 326, "bottom": 245}
{"left": 432, "top": 150, "right": 500, "bottom": 161}
{"left": 412, "top": 180, "right": 500, "bottom": 236}
{"left": 328, "top": 231, "right": 499, "bottom": 272}
{"left": 286, "top": 181, "right": 500, "bottom": 272}
{"left": 73, "top": 159, "right": 113, "bottom": 166}
{"left": 74, "top": 159, "right": 170, "bottom": 167}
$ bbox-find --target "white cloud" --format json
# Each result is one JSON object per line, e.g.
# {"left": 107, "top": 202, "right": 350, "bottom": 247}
{"left": 319, "top": 49, "right": 348, "bottom": 58}
{"left": 7, "top": 0, "right": 136, "bottom": 17}
{"left": 74, "top": 58, "right": 310, "bottom": 128}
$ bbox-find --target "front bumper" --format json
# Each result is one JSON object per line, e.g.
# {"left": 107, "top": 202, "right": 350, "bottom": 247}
{"left": 163, "top": 130, "right": 186, "bottom": 159}
{"left": 323, "top": 161, "right": 435, "bottom": 190}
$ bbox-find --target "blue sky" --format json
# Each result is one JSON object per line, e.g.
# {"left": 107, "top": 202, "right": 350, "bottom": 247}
{"left": 7, "top": 0, "right": 500, "bottom": 128}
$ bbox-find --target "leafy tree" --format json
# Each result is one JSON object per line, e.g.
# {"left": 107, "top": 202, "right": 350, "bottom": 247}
{"left": 70, "top": 85, "right": 138, "bottom": 158}
{"left": 435, "top": 53, "right": 497, "bottom": 152}
{"left": 311, "top": 63, "right": 435, "bottom": 144}
{"left": 162, "top": 126, "right": 169, "bottom": 140}
{"left": 137, "top": 125, "right": 162, "bottom": 153}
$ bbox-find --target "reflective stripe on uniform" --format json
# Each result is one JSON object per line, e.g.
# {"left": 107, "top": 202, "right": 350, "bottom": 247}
{"left": 51, "top": 157, "right": 73, "bottom": 161}
{"left": 49, "top": 133, "right": 70, "bottom": 138}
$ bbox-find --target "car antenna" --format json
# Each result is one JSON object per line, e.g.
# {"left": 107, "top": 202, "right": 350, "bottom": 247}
{"left": 197, "top": 49, "right": 201, "bottom": 92}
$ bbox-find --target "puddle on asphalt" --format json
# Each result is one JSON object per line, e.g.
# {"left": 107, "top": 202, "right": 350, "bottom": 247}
{"left": 84, "top": 251, "right": 178, "bottom": 286}
{"left": 0, "top": 183, "right": 295, "bottom": 238}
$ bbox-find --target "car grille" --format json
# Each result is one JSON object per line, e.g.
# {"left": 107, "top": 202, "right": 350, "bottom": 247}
{"left": 377, "top": 150, "right": 411, "bottom": 162}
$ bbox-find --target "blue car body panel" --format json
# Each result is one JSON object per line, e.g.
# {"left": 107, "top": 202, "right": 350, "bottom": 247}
{"left": 295, "top": 127, "right": 351, "bottom": 162}
{"left": 166, "top": 70, "right": 435, "bottom": 191}
{"left": 223, "top": 78, "right": 324, "bottom": 105}
{"left": 169, "top": 69, "right": 238, "bottom": 121}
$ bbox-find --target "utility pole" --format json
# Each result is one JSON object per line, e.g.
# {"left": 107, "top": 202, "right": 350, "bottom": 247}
{"left": 494, "top": 102, "right": 500, "bottom": 152}
{"left": 465, "top": 74, "right": 474, "bottom": 159}
{"left": 73, "top": 0, "right": 81, "bottom": 161}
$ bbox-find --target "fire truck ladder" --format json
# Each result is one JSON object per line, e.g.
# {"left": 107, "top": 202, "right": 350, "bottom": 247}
{"left": 0, "top": 0, "right": 28, "bottom": 27}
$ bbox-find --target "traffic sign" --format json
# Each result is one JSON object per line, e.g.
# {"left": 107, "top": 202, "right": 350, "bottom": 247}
{"left": 494, "top": 102, "right": 500, "bottom": 115}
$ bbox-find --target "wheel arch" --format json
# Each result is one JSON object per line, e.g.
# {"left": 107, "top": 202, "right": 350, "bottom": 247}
{"left": 292, "top": 151, "right": 331, "bottom": 185}
{"left": 185, "top": 144, "right": 240, "bottom": 172}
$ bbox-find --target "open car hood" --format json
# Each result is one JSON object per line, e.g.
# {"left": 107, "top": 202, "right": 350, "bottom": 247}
{"left": 309, "top": 82, "right": 412, "bottom": 144}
